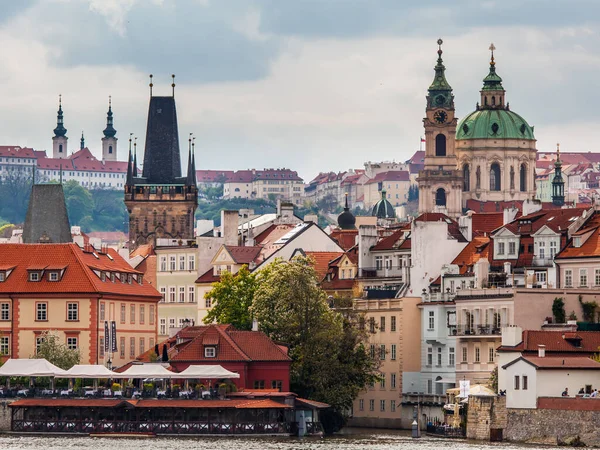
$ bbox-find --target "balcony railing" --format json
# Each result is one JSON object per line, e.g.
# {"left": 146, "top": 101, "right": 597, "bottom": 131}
{"left": 363, "top": 286, "right": 401, "bottom": 299}
{"left": 358, "top": 267, "right": 405, "bottom": 279}
{"left": 530, "top": 258, "right": 555, "bottom": 267}
{"left": 453, "top": 325, "right": 503, "bottom": 336}
{"left": 421, "top": 292, "right": 456, "bottom": 303}
{"left": 454, "top": 287, "right": 514, "bottom": 299}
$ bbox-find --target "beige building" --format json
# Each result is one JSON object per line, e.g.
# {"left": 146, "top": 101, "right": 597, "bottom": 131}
{"left": 349, "top": 296, "right": 421, "bottom": 428}
{"left": 155, "top": 241, "right": 200, "bottom": 340}
{"left": 363, "top": 171, "right": 411, "bottom": 210}
{"left": 223, "top": 168, "right": 304, "bottom": 204}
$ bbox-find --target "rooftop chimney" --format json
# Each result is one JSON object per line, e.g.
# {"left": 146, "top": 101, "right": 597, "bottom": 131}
{"left": 538, "top": 344, "right": 546, "bottom": 358}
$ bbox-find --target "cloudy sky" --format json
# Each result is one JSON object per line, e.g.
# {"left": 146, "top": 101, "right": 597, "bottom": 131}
{"left": 0, "top": 0, "right": 597, "bottom": 181}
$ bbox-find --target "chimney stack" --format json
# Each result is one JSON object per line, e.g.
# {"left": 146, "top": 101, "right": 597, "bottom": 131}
{"left": 538, "top": 344, "right": 546, "bottom": 358}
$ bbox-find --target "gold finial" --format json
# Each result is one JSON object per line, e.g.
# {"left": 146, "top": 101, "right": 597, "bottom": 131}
{"left": 489, "top": 42, "right": 496, "bottom": 65}
{"left": 149, "top": 74, "right": 153, "bottom": 96}
{"left": 172, "top": 74, "right": 176, "bottom": 97}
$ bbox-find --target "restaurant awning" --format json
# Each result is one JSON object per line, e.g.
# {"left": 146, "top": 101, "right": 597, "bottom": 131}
{"left": 175, "top": 365, "right": 240, "bottom": 379}
{"left": 62, "top": 365, "right": 117, "bottom": 378}
{"left": 0, "top": 358, "right": 68, "bottom": 377}
{"left": 115, "top": 364, "right": 176, "bottom": 379}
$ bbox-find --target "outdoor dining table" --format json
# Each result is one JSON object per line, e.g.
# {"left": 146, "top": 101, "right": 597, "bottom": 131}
{"left": 41, "top": 389, "right": 54, "bottom": 396}
{"left": 157, "top": 389, "right": 166, "bottom": 398}
{"left": 178, "top": 390, "right": 193, "bottom": 398}
{"left": 84, "top": 389, "right": 95, "bottom": 397}
{"left": 17, "top": 389, "right": 28, "bottom": 396}
{"left": 60, "top": 389, "right": 72, "bottom": 396}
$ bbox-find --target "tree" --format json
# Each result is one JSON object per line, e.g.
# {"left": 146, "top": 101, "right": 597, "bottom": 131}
{"left": 62, "top": 180, "right": 93, "bottom": 226}
{"left": 202, "top": 265, "right": 258, "bottom": 330}
{"left": 32, "top": 331, "right": 80, "bottom": 370}
{"left": 552, "top": 297, "right": 566, "bottom": 324}
{"left": 251, "top": 256, "right": 380, "bottom": 432}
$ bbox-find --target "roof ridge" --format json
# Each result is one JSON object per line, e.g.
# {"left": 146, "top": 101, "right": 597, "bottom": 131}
{"left": 67, "top": 243, "right": 100, "bottom": 293}
{"left": 216, "top": 326, "right": 252, "bottom": 361}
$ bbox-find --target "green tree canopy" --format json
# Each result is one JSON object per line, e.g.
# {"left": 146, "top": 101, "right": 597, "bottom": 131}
{"left": 202, "top": 265, "right": 258, "bottom": 330}
{"left": 62, "top": 180, "right": 93, "bottom": 225}
{"left": 32, "top": 330, "right": 80, "bottom": 370}
{"left": 252, "top": 256, "right": 380, "bottom": 432}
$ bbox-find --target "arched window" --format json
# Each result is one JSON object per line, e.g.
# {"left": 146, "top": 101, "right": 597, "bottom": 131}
{"left": 435, "top": 134, "right": 446, "bottom": 157}
{"left": 109, "top": 145, "right": 113, "bottom": 154}
{"left": 490, "top": 163, "right": 501, "bottom": 191}
{"left": 463, "top": 164, "right": 470, "bottom": 191}
{"left": 520, "top": 163, "right": 527, "bottom": 192}
{"left": 59, "top": 144, "right": 63, "bottom": 153}
{"left": 491, "top": 96, "right": 496, "bottom": 106}
{"left": 435, "top": 188, "right": 446, "bottom": 206}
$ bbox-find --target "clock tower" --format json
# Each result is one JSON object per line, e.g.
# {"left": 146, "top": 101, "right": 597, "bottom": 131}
{"left": 417, "top": 39, "right": 462, "bottom": 217}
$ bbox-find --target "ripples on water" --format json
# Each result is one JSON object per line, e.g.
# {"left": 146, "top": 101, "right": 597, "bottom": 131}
{"left": 0, "top": 429, "right": 551, "bottom": 450}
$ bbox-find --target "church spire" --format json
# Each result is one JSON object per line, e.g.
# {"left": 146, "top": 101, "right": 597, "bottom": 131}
{"left": 480, "top": 43, "right": 506, "bottom": 109}
{"left": 53, "top": 95, "right": 67, "bottom": 137}
{"left": 191, "top": 137, "right": 196, "bottom": 185}
{"left": 186, "top": 133, "right": 195, "bottom": 185}
{"left": 80, "top": 132, "right": 85, "bottom": 150}
{"left": 552, "top": 143, "right": 565, "bottom": 206}
{"left": 133, "top": 137, "right": 138, "bottom": 177}
{"left": 103, "top": 96, "right": 117, "bottom": 138}
{"left": 126, "top": 135, "right": 133, "bottom": 186}
{"left": 427, "top": 39, "right": 454, "bottom": 109}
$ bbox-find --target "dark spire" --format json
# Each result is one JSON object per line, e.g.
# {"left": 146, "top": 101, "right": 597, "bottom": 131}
{"left": 126, "top": 135, "right": 133, "bottom": 186}
{"left": 427, "top": 38, "right": 454, "bottom": 109}
{"left": 23, "top": 184, "right": 72, "bottom": 244}
{"left": 186, "top": 133, "right": 194, "bottom": 185}
{"left": 191, "top": 138, "right": 197, "bottom": 185}
{"left": 337, "top": 193, "right": 356, "bottom": 230}
{"left": 149, "top": 74, "right": 153, "bottom": 97}
{"left": 133, "top": 137, "right": 138, "bottom": 177}
{"left": 552, "top": 143, "right": 565, "bottom": 206}
{"left": 53, "top": 95, "right": 67, "bottom": 137}
{"left": 80, "top": 132, "right": 85, "bottom": 150}
{"left": 172, "top": 74, "right": 176, "bottom": 97}
{"left": 103, "top": 96, "right": 117, "bottom": 138}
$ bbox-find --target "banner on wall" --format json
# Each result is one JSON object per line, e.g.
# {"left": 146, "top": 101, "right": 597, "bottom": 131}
{"left": 104, "top": 321, "right": 109, "bottom": 352}
{"left": 111, "top": 321, "right": 117, "bottom": 352}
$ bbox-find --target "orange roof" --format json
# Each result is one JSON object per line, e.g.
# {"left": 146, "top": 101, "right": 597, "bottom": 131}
{"left": 506, "top": 356, "right": 600, "bottom": 370}
{"left": 224, "top": 245, "right": 262, "bottom": 264}
{"left": 557, "top": 211, "right": 600, "bottom": 259}
{"left": 449, "top": 236, "right": 491, "bottom": 273}
{"left": 371, "top": 228, "right": 409, "bottom": 251}
{"left": 304, "top": 252, "right": 344, "bottom": 280}
{"left": 130, "top": 244, "right": 155, "bottom": 258}
{"left": 498, "top": 330, "right": 600, "bottom": 354}
{"left": 0, "top": 243, "right": 160, "bottom": 299}
{"left": 471, "top": 212, "right": 504, "bottom": 235}
{"left": 195, "top": 268, "right": 221, "bottom": 284}
{"left": 329, "top": 229, "right": 358, "bottom": 251}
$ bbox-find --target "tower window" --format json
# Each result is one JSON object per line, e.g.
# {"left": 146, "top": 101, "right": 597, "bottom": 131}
{"left": 109, "top": 145, "right": 113, "bottom": 154}
{"left": 435, "top": 188, "right": 446, "bottom": 207}
{"left": 490, "top": 163, "right": 501, "bottom": 191}
{"left": 491, "top": 96, "right": 496, "bottom": 106}
{"left": 463, "top": 164, "right": 470, "bottom": 191}
{"left": 435, "top": 134, "right": 446, "bottom": 157}
{"left": 520, "top": 163, "right": 527, "bottom": 192}
{"left": 59, "top": 144, "right": 63, "bottom": 153}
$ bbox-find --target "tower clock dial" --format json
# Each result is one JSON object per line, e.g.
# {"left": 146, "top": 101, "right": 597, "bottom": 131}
{"left": 433, "top": 110, "right": 448, "bottom": 124}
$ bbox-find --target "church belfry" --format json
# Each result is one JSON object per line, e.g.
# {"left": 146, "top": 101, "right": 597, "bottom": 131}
{"left": 52, "top": 95, "right": 68, "bottom": 159}
{"left": 417, "top": 39, "right": 462, "bottom": 217}
{"left": 124, "top": 75, "right": 198, "bottom": 252}
{"left": 102, "top": 96, "right": 118, "bottom": 161}
{"left": 552, "top": 143, "right": 565, "bottom": 206}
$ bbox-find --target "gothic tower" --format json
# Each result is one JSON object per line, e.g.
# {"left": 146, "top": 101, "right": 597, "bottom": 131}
{"left": 552, "top": 144, "right": 565, "bottom": 206}
{"left": 124, "top": 76, "right": 198, "bottom": 252}
{"left": 417, "top": 39, "right": 463, "bottom": 217}
{"left": 52, "top": 95, "right": 68, "bottom": 159}
{"left": 102, "top": 96, "right": 118, "bottom": 161}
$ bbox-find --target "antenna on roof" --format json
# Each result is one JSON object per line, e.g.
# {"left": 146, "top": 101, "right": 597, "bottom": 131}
{"left": 149, "top": 74, "right": 153, "bottom": 97}
{"left": 172, "top": 74, "right": 176, "bottom": 97}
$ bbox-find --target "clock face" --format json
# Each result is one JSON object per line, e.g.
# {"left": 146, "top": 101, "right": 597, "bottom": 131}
{"left": 434, "top": 110, "right": 448, "bottom": 124}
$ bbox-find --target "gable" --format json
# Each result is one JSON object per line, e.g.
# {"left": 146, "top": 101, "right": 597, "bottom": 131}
{"left": 210, "top": 246, "right": 236, "bottom": 266}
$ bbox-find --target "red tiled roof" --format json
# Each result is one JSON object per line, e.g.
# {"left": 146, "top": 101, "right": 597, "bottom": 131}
{"left": 9, "top": 399, "right": 126, "bottom": 408}
{"left": 466, "top": 199, "right": 524, "bottom": 213}
{"left": 498, "top": 330, "right": 600, "bottom": 354}
{"left": 253, "top": 168, "right": 302, "bottom": 182}
{"left": 321, "top": 278, "right": 355, "bottom": 290}
{"left": 556, "top": 211, "right": 600, "bottom": 259}
{"left": 196, "top": 170, "right": 235, "bottom": 183}
{"left": 296, "top": 398, "right": 330, "bottom": 409}
{"left": 224, "top": 246, "right": 262, "bottom": 264}
{"left": 472, "top": 212, "right": 504, "bottom": 235}
{"left": 371, "top": 228, "right": 408, "bottom": 251}
{"left": 130, "top": 244, "right": 156, "bottom": 258}
{"left": 501, "top": 208, "right": 587, "bottom": 236}
{"left": 227, "top": 170, "right": 254, "bottom": 183}
{"left": 304, "top": 252, "right": 344, "bottom": 280}
{"left": 340, "top": 174, "right": 362, "bottom": 186}
{"left": 172, "top": 325, "right": 291, "bottom": 363}
{"left": 520, "top": 356, "right": 600, "bottom": 370}
{"left": 0, "top": 146, "right": 37, "bottom": 159}
{"left": 448, "top": 236, "right": 491, "bottom": 274}
{"left": 0, "top": 244, "right": 160, "bottom": 299}
{"left": 407, "top": 150, "right": 425, "bottom": 164}
{"left": 328, "top": 229, "right": 358, "bottom": 251}
{"left": 364, "top": 170, "right": 410, "bottom": 185}
{"left": 415, "top": 213, "right": 467, "bottom": 243}
{"left": 195, "top": 268, "right": 221, "bottom": 284}
{"left": 10, "top": 398, "right": 290, "bottom": 409}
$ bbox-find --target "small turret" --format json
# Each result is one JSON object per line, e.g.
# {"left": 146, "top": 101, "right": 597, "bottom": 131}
{"left": 337, "top": 193, "right": 356, "bottom": 230}
{"left": 552, "top": 143, "right": 565, "bottom": 206}
{"left": 101, "top": 96, "right": 118, "bottom": 161}
{"left": 80, "top": 132, "right": 85, "bottom": 150}
{"left": 52, "top": 95, "right": 68, "bottom": 158}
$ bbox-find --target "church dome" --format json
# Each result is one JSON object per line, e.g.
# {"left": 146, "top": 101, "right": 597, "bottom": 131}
{"left": 371, "top": 191, "right": 396, "bottom": 219}
{"left": 337, "top": 196, "right": 356, "bottom": 230}
{"left": 456, "top": 109, "right": 535, "bottom": 141}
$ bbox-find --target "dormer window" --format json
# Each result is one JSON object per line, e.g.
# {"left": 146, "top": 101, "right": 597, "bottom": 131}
{"left": 48, "top": 272, "right": 59, "bottom": 282}
{"left": 101, "top": 272, "right": 107, "bottom": 282}
{"left": 0, "top": 272, "right": 5, "bottom": 282}
{"left": 128, "top": 274, "right": 133, "bottom": 284}
{"left": 29, "top": 272, "right": 41, "bottom": 282}
{"left": 110, "top": 273, "right": 115, "bottom": 283}
{"left": 204, "top": 346, "right": 216, "bottom": 358}
{"left": 138, "top": 275, "right": 143, "bottom": 285}
{"left": 574, "top": 237, "right": 582, "bottom": 248}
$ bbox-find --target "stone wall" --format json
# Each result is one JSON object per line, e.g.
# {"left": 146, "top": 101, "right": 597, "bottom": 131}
{"left": 466, "top": 395, "right": 506, "bottom": 441}
{"left": 0, "top": 400, "right": 15, "bottom": 432}
{"left": 506, "top": 407, "right": 600, "bottom": 446}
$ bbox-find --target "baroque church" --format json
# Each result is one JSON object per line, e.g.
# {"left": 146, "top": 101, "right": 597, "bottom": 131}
{"left": 417, "top": 40, "right": 537, "bottom": 217}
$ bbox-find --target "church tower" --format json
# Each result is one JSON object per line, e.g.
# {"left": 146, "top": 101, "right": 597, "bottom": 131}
{"left": 124, "top": 75, "right": 198, "bottom": 252}
{"left": 552, "top": 144, "right": 565, "bottom": 206}
{"left": 52, "top": 95, "right": 68, "bottom": 159}
{"left": 417, "top": 39, "right": 462, "bottom": 217}
{"left": 102, "top": 96, "right": 118, "bottom": 161}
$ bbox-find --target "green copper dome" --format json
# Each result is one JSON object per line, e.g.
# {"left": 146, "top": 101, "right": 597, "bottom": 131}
{"left": 456, "top": 109, "right": 535, "bottom": 140}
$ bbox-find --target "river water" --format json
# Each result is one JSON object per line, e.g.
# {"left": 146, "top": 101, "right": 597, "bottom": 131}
{"left": 0, "top": 429, "right": 550, "bottom": 450}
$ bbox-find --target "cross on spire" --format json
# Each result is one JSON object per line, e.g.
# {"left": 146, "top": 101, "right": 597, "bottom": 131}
{"left": 489, "top": 43, "right": 496, "bottom": 65}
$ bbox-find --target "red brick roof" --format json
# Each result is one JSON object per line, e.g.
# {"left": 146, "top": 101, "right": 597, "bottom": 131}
{"left": 304, "top": 252, "right": 345, "bottom": 280}
{"left": 329, "top": 229, "right": 358, "bottom": 251}
{"left": 448, "top": 236, "right": 491, "bottom": 274}
{"left": 0, "top": 243, "right": 160, "bottom": 299}
{"left": 0, "top": 146, "right": 37, "bottom": 159}
{"left": 498, "top": 330, "right": 600, "bottom": 354}
{"left": 130, "top": 244, "right": 156, "bottom": 258}
{"left": 556, "top": 211, "right": 600, "bottom": 259}
{"left": 340, "top": 174, "right": 362, "bottom": 186}
{"left": 371, "top": 228, "right": 409, "bottom": 251}
{"left": 224, "top": 246, "right": 262, "bottom": 264}
{"left": 364, "top": 170, "right": 410, "bottom": 185}
{"left": 501, "top": 208, "right": 587, "bottom": 236}
{"left": 172, "top": 324, "right": 291, "bottom": 363}
{"left": 472, "top": 212, "right": 504, "bottom": 236}
{"left": 195, "top": 268, "right": 221, "bottom": 284}
{"left": 512, "top": 356, "right": 600, "bottom": 370}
